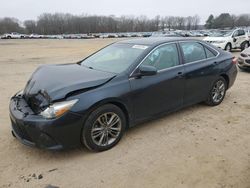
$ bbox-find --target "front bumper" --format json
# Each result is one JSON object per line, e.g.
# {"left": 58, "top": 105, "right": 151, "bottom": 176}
{"left": 238, "top": 56, "right": 250, "bottom": 70}
{"left": 9, "top": 95, "right": 84, "bottom": 150}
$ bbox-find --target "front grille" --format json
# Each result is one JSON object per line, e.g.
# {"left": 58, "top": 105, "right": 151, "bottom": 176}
{"left": 246, "top": 59, "right": 250, "bottom": 64}
{"left": 11, "top": 119, "right": 32, "bottom": 141}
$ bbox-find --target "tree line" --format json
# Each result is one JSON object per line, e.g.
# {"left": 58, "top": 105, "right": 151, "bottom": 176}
{"left": 0, "top": 13, "right": 250, "bottom": 35}
{"left": 205, "top": 13, "right": 250, "bottom": 29}
{"left": 0, "top": 13, "right": 201, "bottom": 35}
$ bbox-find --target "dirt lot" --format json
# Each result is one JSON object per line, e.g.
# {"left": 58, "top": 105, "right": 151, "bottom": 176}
{"left": 0, "top": 39, "right": 249, "bottom": 188}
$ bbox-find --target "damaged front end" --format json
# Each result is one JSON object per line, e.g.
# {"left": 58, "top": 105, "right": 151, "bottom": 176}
{"left": 22, "top": 89, "right": 78, "bottom": 119}
{"left": 23, "top": 89, "right": 51, "bottom": 114}
{"left": 10, "top": 89, "right": 83, "bottom": 150}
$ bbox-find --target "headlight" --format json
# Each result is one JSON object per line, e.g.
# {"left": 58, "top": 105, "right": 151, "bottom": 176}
{"left": 40, "top": 99, "right": 78, "bottom": 119}
{"left": 212, "top": 41, "right": 226, "bottom": 44}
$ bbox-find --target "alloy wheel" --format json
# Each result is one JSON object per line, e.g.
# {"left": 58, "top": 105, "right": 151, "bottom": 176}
{"left": 212, "top": 80, "right": 226, "bottom": 103}
{"left": 91, "top": 112, "right": 122, "bottom": 147}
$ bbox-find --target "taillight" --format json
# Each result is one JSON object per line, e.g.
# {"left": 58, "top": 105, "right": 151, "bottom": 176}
{"left": 232, "top": 57, "right": 238, "bottom": 64}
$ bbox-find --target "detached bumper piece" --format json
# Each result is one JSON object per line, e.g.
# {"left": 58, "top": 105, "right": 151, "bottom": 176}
{"left": 9, "top": 94, "right": 84, "bottom": 150}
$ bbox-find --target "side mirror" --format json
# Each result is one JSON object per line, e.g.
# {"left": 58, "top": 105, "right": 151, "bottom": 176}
{"left": 133, "top": 65, "right": 157, "bottom": 78}
{"left": 233, "top": 38, "right": 237, "bottom": 42}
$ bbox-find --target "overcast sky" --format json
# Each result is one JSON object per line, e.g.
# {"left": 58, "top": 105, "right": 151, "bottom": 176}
{"left": 1, "top": 0, "right": 250, "bottom": 23}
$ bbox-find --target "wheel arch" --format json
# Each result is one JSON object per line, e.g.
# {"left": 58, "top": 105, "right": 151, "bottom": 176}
{"left": 85, "top": 98, "right": 131, "bottom": 129}
{"left": 225, "top": 42, "right": 232, "bottom": 49}
{"left": 220, "top": 74, "right": 229, "bottom": 89}
{"left": 240, "top": 40, "right": 249, "bottom": 50}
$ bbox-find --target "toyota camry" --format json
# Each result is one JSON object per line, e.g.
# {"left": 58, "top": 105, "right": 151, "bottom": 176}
{"left": 9, "top": 38, "right": 237, "bottom": 152}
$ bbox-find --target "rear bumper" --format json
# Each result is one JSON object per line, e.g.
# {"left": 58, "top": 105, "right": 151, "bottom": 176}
{"left": 9, "top": 95, "right": 84, "bottom": 150}
{"left": 227, "top": 64, "right": 238, "bottom": 89}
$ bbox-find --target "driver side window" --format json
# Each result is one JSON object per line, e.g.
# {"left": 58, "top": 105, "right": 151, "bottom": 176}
{"left": 142, "top": 43, "right": 179, "bottom": 71}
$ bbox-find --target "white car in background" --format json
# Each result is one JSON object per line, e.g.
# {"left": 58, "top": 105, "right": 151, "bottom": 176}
{"left": 2, "top": 32, "right": 26, "bottom": 39}
{"left": 203, "top": 29, "right": 249, "bottom": 52}
{"left": 245, "top": 29, "right": 250, "bottom": 40}
{"left": 238, "top": 47, "right": 250, "bottom": 71}
{"left": 29, "top": 34, "right": 44, "bottom": 39}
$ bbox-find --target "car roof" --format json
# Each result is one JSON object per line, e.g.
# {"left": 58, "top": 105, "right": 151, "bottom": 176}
{"left": 118, "top": 37, "right": 198, "bottom": 46}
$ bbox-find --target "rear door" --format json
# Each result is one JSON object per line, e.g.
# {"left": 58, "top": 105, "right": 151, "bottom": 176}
{"left": 238, "top": 30, "right": 247, "bottom": 46}
{"left": 129, "top": 43, "right": 185, "bottom": 121}
{"left": 179, "top": 41, "right": 219, "bottom": 106}
{"left": 233, "top": 30, "right": 246, "bottom": 48}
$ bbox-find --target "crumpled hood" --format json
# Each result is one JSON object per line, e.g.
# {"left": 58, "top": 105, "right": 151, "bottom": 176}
{"left": 23, "top": 64, "right": 116, "bottom": 102}
{"left": 203, "top": 36, "right": 229, "bottom": 42}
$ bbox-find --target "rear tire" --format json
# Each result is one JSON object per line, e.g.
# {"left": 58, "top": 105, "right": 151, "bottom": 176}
{"left": 205, "top": 77, "right": 227, "bottom": 106}
{"left": 82, "top": 104, "right": 126, "bottom": 152}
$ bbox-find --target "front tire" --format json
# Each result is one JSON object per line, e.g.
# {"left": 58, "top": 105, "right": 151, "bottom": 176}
{"left": 205, "top": 77, "right": 227, "bottom": 106}
{"left": 225, "top": 43, "right": 232, "bottom": 52}
{"left": 82, "top": 104, "right": 126, "bottom": 152}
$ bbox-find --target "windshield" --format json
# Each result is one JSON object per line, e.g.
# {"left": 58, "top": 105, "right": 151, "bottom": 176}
{"left": 210, "top": 30, "right": 233, "bottom": 37}
{"left": 81, "top": 43, "right": 148, "bottom": 73}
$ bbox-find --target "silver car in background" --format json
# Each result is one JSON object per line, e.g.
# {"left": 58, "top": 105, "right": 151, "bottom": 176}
{"left": 238, "top": 47, "right": 250, "bottom": 71}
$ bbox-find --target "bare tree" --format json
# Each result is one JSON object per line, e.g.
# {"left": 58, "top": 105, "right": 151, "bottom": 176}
{"left": 24, "top": 20, "right": 37, "bottom": 33}
{"left": 0, "top": 17, "right": 23, "bottom": 34}
{"left": 193, "top": 15, "right": 200, "bottom": 30}
{"left": 2, "top": 13, "right": 250, "bottom": 35}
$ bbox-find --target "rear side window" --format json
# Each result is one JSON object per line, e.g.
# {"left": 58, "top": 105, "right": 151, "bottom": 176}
{"left": 180, "top": 42, "right": 206, "bottom": 63}
{"left": 205, "top": 47, "right": 216, "bottom": 58}
{"left": 238, "top": 30, "right": 245, "bottom": 36}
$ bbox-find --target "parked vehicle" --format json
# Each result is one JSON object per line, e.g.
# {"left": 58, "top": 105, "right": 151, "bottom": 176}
{"left": 190, "top": 31, "right": 203, "bottom": 37}
{"left": 47, "top": 35, "right": 63, "bottom": 39}
{"left": 203, "top": 29, "right": 250, "bottom": 52}
{"left": 100, "top": 33, "right": 118, "bottom": 38}
{"left": 151, "top": 32, "right": 182, "bottom": 37}
{"left": 199, "top": 31, "right": 210, "bottom": 36}
{"left": 238, "top": 47, "right": 250, "bottom": 71}
{"left": 141, "top": 32, "right": 152, "bottom": 37}
{"left": 2, "top": 32, "right": 26, "bottom": 39}
{"left": 63, "top": 34, "right": 82, "bottom": 39}
{"left": 29, "top": 34, "right": 44, "bottom": 39}
{"left": 10, "top": 38, "right": 237, "bottom": 151}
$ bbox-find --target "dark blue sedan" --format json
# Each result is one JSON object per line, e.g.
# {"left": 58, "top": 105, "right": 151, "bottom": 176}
{"left": 9, "top": 38, "right": 237, "bottom": 151}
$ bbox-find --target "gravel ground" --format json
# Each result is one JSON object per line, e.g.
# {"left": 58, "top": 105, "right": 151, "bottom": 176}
{"left": 0, "top": 39, "right": 249, "bottom": 188}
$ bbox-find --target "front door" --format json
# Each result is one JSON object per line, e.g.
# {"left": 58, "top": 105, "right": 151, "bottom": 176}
{"left": 129, "top": 43, "right": 185, "bottom": 121}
